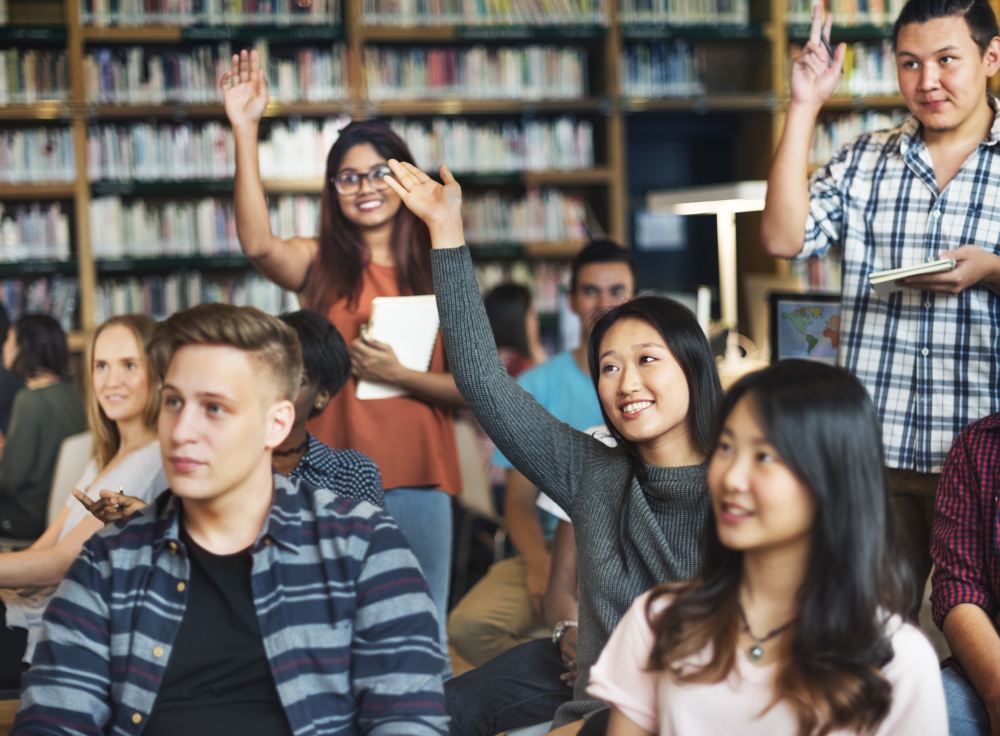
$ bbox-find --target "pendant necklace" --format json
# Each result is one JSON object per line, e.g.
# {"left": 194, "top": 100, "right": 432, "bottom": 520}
{"left": 737, "top": 604, "right": 795, "bottom": 663}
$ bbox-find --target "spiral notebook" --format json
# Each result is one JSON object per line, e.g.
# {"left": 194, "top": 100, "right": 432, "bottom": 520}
{"left": 356, "top": 294, "right": 440, "bottom": 400}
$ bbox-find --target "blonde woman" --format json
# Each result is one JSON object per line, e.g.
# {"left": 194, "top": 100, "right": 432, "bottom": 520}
{"left": 0, "top": 315, "right": 167, "bottom": 687}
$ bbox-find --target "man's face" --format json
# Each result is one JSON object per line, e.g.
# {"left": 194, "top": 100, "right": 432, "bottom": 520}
{"left": 569, "top": 262, "right": 635, "bottom": 336}
{"left": 159, "top": 344, "right": 292, "bottom": 505}
{"left": 896, "top": 16, "right": 1000, "bottom": 137}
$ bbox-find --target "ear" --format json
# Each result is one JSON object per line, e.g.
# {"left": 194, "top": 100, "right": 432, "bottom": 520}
{"left": 264, "top": 399, "right": 295, "bottom": 450}
{"left": 312, "top": 388, "right": 332, "bottom": 413}
{"left": 985, "top": 36, "right": 1000, "bottom": 76}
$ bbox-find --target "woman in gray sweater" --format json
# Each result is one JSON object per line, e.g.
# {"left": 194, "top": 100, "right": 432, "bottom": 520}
{"left": 384, "top": 160, "right": 723, "bottom": 734}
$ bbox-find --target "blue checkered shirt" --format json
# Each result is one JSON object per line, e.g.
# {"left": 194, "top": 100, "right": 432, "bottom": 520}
{"left": 288, "top": 433, "right": 385, "bottom": 508}
{"left": 803, "top": 100, "right": 1000, "bottom": 473}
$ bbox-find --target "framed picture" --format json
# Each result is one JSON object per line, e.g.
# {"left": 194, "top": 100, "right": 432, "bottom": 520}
{"left": 769, "top": 291, "right": 841, "bottom": 365}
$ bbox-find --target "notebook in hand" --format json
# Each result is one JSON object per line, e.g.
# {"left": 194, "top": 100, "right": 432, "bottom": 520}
{"left": 868, "top": 258, "right": 956, "bottom": 295}
{"left": 356, "top": 294, "right": 440, "bottom": 400}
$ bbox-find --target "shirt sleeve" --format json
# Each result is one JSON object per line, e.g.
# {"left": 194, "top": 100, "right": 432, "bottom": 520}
{"left": 800, "top": 141, "right": 852, "bottom": 260}
{"left": 587, "top": 591, "right": 661, "bottom": 734}
{"left": 352, "top": 509, "right": 448, "bottom": 735}
{"left": 930, "top": 424, "right": 994, "bottom": 628}
{"left": 433, "top": 247, "right": 606, "bottom": 513}
{"left": 12, "top": 540, "right": 113, "bottom": 735}
{"left": 875, "top": 623, "right": 949, "bottom": 736}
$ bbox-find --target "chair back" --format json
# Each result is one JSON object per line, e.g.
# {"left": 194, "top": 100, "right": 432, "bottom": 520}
{"left": 47, "top": 431, "right": 93, "bottom": 524}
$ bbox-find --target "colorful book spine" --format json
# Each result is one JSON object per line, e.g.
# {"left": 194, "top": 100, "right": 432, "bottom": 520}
{"left": 362, "top": 0, "right": 605, "bottom": 25}
{"left": 0, "top": 202, "right": 72, "bottom": 262}
{"left": 80, "top": 0, "right": 338, "bottom": 27}
{"left": 620, "top": 41, "right": 704, "bottom": 97}
{"left": 0, "top": 127, "right": 75, "bottom": 183}
{"left": 619, "top": 0, "right": 749, "bottom": 25}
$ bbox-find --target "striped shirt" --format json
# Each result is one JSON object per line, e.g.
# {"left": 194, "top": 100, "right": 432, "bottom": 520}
{"left": 13, "top": 473, "right": 448, "bottom": 736}
{"left": 804, "top": 101, "right": 1000, "bottom": 473}
{"left": 288, "top": 433, "right": 386, "bottom": 508}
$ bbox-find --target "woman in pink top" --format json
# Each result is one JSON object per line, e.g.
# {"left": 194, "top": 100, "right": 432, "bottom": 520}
{"left": 588, "top": 360, "right": 947, "bottom": 735}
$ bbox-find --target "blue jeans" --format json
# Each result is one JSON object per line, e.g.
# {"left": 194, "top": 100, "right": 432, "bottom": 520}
{"left": 385, "top": 487, "right": 453, "bottom": 665}
{"left": 943, "top": 665, "right": 990, "bottom": 736}
{"left": 445, "top": 637, "right": 572, "bottom": 736}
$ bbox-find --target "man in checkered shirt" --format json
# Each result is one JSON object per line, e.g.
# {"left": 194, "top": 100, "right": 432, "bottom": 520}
{"left": 761, "top": 0, "right": 1000, "bottom": 612}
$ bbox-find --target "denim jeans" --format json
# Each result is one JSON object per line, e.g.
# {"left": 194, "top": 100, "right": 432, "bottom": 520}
{"left": 384, "top": 487, "right": 453, "bottom": 666}
{"left": 445, "top": 637, "right": 572, "bottom": 736}
{"left": 942, "top": 665, "right": 990, "bottom": 736}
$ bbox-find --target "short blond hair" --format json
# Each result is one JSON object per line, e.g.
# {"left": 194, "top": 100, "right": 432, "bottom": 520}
{"left": 150, "top": 303, "right": 302, "bottom": 402}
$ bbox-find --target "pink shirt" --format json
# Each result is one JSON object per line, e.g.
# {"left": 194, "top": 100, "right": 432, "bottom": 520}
{"left": 588, "top": 591, "right": 948, "bottom": 735}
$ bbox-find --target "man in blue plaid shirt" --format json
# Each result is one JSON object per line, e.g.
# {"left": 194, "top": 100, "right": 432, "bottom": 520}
{"left": 762, "top": 0, "right": 1000, "bottom": 610}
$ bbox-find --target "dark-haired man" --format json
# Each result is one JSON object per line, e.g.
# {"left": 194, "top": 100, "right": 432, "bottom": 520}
{"left": 761, "top": 0, "right": 1000, "bottom": 609}
{"left": 14, "top": 303, "right": 447, "bottom": 735}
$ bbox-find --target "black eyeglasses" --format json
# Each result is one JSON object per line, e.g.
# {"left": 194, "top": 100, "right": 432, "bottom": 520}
{"left": 331, "top": 164, "right": 392, "bottom": 195}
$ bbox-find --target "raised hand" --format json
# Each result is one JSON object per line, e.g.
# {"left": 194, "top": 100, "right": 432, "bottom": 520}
{"left": 384, "top": 159, "right": 466, "bottom": 248}
{"left": 220, "top": 49, "right": 268, "bottom": 128}
{"left": 790, "top": 4, "right": 846, "bottom": 107}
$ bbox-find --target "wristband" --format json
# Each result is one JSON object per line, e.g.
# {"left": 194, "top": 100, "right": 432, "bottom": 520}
{"left": 551, "top": 619, "right": 577, "bottom": 645}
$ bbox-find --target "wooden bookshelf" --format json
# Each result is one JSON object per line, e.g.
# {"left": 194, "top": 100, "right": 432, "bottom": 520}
{"left": 4, "top": 0, "right": 981, "bottom": 334}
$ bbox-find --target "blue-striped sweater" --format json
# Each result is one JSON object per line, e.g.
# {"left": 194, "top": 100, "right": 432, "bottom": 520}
{"left": 13, "top": 473, "right": 448, "bottom": 735}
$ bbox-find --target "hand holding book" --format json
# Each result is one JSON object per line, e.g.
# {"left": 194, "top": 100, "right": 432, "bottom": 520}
{"left": 887, "top": 246, "right": 1000, "bottom": 296}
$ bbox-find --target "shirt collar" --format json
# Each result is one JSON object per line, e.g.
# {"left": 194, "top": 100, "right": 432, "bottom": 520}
{"left": 899, "top": 95, "right": 1000, "bottom": 154}
{"left": 152, "top": 472, "right": 306, "bottom": 555}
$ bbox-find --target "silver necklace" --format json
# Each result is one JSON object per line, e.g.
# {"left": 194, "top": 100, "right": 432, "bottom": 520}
{"left": 737, "top": 604, "right": 794, "bottom": 662}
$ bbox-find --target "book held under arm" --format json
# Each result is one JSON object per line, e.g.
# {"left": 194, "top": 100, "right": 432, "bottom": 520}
{"left": 868, "top": 258, "right": 956, "bottom": 295}
{"left": 356, "top": 294, "right": 440, "bottom": 400}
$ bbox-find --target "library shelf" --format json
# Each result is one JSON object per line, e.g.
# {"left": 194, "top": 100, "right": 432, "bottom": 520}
{"left": 822, "top": 95, "right": 906, "bottom": 110}
{"left": 366, "top": 99, "right": 605, "bottom": 116}
{"left": 619, "top": 22, "right": 765, "bottom": 40}
{"left": 94, "top": 255, "right": 250, "bottom": 273}
{"left": 0, "top": 25, "right": 67, "bottom": 42}
{"left": 786, "top": 22, "right": 894, "bottom": 40}
{"left": 621, "top": 94, "right": 776, "bottom": 112}
{"left": 0, "top": 260, "right": 77, "bottom": 276}
{"left": 89, "top": 101, "right": 351, "bottom": 120}
{"left": 0, "top": 102, "right": 71, "bottom": 120}
{"left": 0, "top": 183, "right": 75, "bottom": 199}
{"left": 360, "top": 24, "right": 606, "bottom": 43}
{"left": 80, "top": 24, "right": 344, "bottom": 43}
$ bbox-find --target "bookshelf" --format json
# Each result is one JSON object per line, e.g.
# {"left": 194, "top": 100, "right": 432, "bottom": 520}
{"left": 4, "top": 0, "right": 995, "bottom": 342}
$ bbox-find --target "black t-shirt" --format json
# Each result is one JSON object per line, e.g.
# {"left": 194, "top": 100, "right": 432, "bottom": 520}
{"left": 143, "top": 527, "right": 293, "bottom": 736}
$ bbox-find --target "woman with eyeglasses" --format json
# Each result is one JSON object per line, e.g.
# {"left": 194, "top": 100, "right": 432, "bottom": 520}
{"left": 221, "top": 50, "right": 463, "bottom": 660}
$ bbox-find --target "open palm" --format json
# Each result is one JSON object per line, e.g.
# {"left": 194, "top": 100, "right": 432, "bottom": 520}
{"left": 384, "top": 159, "right": 463, "bottom": 230}
{"left": 221, "top": 49, "right": 268, "bottom": 127}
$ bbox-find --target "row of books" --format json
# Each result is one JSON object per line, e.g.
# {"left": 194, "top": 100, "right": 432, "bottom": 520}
{"left": 619, "top": 0, "right": 748, "bottom": 25}
{"left": 810, "top": 110, "right": 906, "bottom": 165}
{"left": 0, "top": 0, "right": 6, "bottom": 23}
{"left": 95, "top": 272, "right": 297, "bottom": 324}
{"left": 788, "top": 0, "right": 903, "bottom": 26}
{"left": 364, "top": 45, "right": 587, "bottom": 101}
{"left": 620, "top": 41, "right": 703, "bottom": 98}
{"left": 87, "top": 121, "right": 237, "bottom": 181}
{"left": 0, "top": 203, "right": 72, "bottom": 263}
{"left": 85, "top": 44, "right": 347, "bottom": 105}
{"left": 0, "top": 49, "right": 70, "bottom": 105}
{"left": 0, "top": 128, "right": 75, "bottom": 184}
{"left": 362, "top": 0, "right": 606, "bottom": 25}
{"left": 390, "top": 116, "right": 595, "bottom": 172}
{"left": 89, "top": 196, "right": 242, "bottom": 258}
{"left": 834, "top": 41, "right": 898, "bottom": 97}
{"left": 88, "top": 189, "right": 592, "bottom": 257}
{"left": 463, "top": 188, "right": 588, "bottom": 243}
{"left": 80, "top": 0, "right": 339, "bottom": 26}
{"left": 0, "top": 277, "right": 79, "bottom": 332}
{"left": 475, "top": 260, "right": 567, "bottom": 314}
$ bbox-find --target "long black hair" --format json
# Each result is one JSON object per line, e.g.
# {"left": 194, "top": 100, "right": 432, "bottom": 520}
{"left": 484, "top": 282, "right": 533, "bottom": 358}
{"left": 587, "top": 295, "right": 722, "bottom": 568}
{"left": 649, "top": 360, "right": 912, "bottom": 735}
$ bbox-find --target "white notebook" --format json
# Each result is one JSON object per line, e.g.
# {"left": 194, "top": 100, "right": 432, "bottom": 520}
{"left": 356, "top": 294, "right": 440, "bottom": 400}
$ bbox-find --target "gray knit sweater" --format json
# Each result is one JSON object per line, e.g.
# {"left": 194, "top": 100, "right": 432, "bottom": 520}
{"left": 433, "top": 247, "right": 710, "bottom": 725}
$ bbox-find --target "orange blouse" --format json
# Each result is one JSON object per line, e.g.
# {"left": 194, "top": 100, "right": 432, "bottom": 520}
{"left": 307, "top": 262, "right": 461, "bottom": 495}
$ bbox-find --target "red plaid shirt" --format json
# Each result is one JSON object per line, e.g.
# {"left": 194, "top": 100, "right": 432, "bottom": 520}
{"left": 931, "top": 412, "right": 1000, "bottom": 630}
